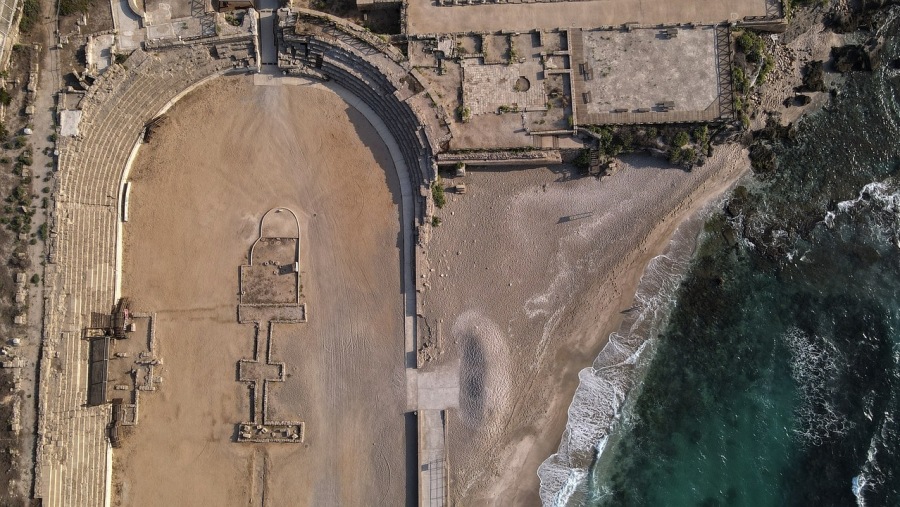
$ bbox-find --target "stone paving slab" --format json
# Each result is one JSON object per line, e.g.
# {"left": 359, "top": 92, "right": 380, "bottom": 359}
{"left": 581, "top": 26, "right": 718, "bottom": 114}
{"left": 463, "top": 61, "right": 547, "bottom": 115}
{"left": 406, "top": 0, "right": 768, "bottom": 36}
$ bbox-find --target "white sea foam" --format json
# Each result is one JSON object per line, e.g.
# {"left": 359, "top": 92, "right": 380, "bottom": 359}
{"left": 537, "top": 205, "right": 709, "bottom": 506}
{"left": 783, "top": 327, "right": 852, "bottom": 446}
{"left": 853, "top": 408, "right": 891, "bottom": 507}
{"left": 830, "top": 180, "right": 900, "bottom": 248}
{"left": 553, "top": 468, "right": 587, "bottom": 506}
{"left": 836, "top": 181, "right": 900, "bottom": 215}
{"left": 852, "top": 474, "right": 866, "bottom": 506}
{"left": 824, "top": 211, "right": 836, "bottom": 229}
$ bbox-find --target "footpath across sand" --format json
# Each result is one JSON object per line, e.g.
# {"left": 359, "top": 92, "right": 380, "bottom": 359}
{"left": 116, "top": 75, "right": 411, "bottom": 506}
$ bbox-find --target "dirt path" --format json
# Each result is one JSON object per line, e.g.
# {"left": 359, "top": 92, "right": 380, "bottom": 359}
{"left": 114, "top": 75, "right": 410, "bottom": 506}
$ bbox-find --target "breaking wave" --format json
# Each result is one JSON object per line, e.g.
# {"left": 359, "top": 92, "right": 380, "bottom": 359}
{"left": 537, "top": 206, "right": 712, "bottom": 506}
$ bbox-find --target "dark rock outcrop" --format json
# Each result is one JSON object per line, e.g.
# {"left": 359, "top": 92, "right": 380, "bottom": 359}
{"left": 799, "top": 60, "right": 826, "bottom": 92}
{"left": 749, "top": 141, "right": 777, "bottom": 174}
{"left": 794, "top": 94, "right": 812, "bottom": 106}
{"left": 831, "top": 45, "right": 873, "bottom": 73}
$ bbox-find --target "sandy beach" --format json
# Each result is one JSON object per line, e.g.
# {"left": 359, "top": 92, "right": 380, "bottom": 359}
{"left": 419, "top": 143, "right": 749, "bottom": 504}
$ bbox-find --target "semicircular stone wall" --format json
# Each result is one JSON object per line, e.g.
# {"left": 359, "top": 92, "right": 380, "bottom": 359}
{"left": 37, "top": 18, "right": 444, "bottom": 505}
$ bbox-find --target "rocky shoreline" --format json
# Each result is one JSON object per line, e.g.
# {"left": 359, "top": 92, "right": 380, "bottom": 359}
{"left": 728, "top": 0, "right": 900, "bottom": 262}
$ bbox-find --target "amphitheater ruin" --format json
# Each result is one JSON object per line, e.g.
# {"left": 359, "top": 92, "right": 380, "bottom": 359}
{"left": 34, "top": 0, "right": 785, "bottom": 505}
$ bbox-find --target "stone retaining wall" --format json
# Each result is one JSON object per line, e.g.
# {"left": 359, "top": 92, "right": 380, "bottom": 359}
{"left": 436, "top": 149, "right": 562, "bottom": 166}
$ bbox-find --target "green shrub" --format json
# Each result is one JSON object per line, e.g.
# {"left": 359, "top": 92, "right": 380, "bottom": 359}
{"left": 4, "top": 136, "right": 25, "bottom": 150}
{"left": 589, "top": 126, "right": 630, "bottom": 157}
{"left": 692, "top": 125, "right": 709, "bottom": 148}
{"left": 432, "top": 181, "right": 446, "bottom": 208}
{"left": 456, "top": 105, "right": 471, "bottom": 123}
{"left": 736, "top": 31, "right": 764, "bottom": 63}
{"left": 59, "top": 0, "right": 92, "bottom": 17}
{"left": 669, "top": 147, "right": 698, "bottom": 166}
{"left": 10, "top": 183, "right": 31, "bottom": 207}
{"left": 758, "top": 55, "right": 775, "bottom": 84}
{"left": 672, "top": 131, "right": 690, "bottom": 148}
{"left": 573, "top": 149, "right": 591, "bottom": 170}
{"left": 732, "top": 67, "right": 749, "bottom": 95}
{"left": 17, "top": 149, "right": 33, "bottom": 167}
{"left": 20, "top": 0, "right": 39, "bottom": 32}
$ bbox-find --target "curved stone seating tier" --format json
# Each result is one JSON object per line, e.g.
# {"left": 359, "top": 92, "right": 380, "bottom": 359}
{"left": 280, "top": 10, "right": 451, "bottom": 222}
{"left": 321, "top": 60, "right": 429, "bottom": 199}
{"left": 317, "top": 54, "right": 425, "bottom": 164}
{"left": 38, "top": 44, "right": 251, "bottom": 507}
{"left": 304, "top": 42, "right": 430, "bottom": 211}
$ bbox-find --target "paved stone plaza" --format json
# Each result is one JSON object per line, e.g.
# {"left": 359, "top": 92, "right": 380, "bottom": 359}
{"left": 462, "top": 61, "right": 547, "bottom": 115}
{"left": 406, "top": 0, "right": 769, "bottom": 35}
{"left": 581, "top": 26, "right": 719, "bottom": 114}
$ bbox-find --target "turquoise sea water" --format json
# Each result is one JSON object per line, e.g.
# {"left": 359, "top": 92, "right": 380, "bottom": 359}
{"left": 587, "top": 14, "right": 900, "bottom": 507}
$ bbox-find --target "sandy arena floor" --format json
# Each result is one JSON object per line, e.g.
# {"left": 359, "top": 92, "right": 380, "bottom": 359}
{"left": 115, "top": 75, "right": 412, "bottom": 506}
